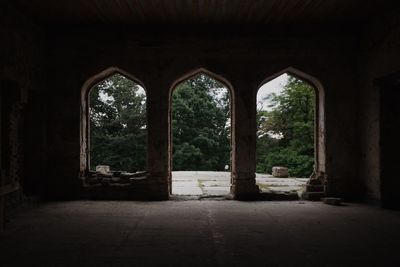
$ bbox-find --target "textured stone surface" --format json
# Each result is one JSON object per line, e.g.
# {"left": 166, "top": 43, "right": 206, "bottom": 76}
{"left": 322, "top": 197, "right": 343, "bottom": 205}
{"left": 171, "top": 172, "right": 308, "bottom": 197}
{"left": 302, "top": 191, "right": 326, "bottom": 201}
{"left": 272, "top": 166, "right": 289, "bottom": 178}
{"left": 95, "top": 165, "right": 110, "bottom": 174}
{"left": 358, "top": 13, "right": 400, "bottom": 206}
{"left": 1, "top": 200, "right": 400, "bottom": 266}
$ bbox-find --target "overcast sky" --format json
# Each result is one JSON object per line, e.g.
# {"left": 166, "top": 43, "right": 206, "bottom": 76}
{"left": 99, "top": 85, "right": 146, "bottom": 102}
{"left": 98, "top": 76, "right": 288, "bottom": 111}
{"left": 257, "top": 74, "right": 288, "bottom": 111}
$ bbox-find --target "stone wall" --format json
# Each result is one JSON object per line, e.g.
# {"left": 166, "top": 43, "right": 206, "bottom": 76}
{"left": 0, "top": 2, "right": 46, "bottom": 197}
{"left": 359, "top": 9, "right": 400, "bottom": 203}
{"left": 43, "top": 28, "right": 362, "bottom": 199}
{"left": 0, "top": 4, "right": 379, "bottom": 201}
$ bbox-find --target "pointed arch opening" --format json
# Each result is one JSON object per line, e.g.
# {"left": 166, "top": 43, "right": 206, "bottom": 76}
{"left": 168, "top": 69, "right": 235, "bottom": 197}
{"left": 255, "top": 68, "right": 325, "bottom": 196}
{"left": 80, "top": 67, "right": 148, "bottom": 186}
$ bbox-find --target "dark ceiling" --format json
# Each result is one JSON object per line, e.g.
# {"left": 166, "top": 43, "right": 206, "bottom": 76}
{"left": 11, "top": 0, "right": 391, "bottom": 30}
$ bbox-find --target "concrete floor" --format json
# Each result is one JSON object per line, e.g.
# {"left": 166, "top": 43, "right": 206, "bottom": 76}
{"left": 1, "top": 200, "right": 400, "bottom": 266}
{"left": 172, "top": 171, "right": 308, "bottom": 196}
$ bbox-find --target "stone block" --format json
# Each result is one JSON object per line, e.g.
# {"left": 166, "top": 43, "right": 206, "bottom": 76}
{"left": 110, "top": 177, "right": 121, "bottom": 183}
{"left": 272, "top": 167, "right": 289, "bottom": 178}
{"left": 96, "top": 165, "right": 110, "bottom": 174}
{"left": 101, "top": 178, "right": 111, "bottom": 186}
{"left": 306, "top": 184, "right": 325, "bottom": 192}
{"left": 308, "top": 178, "right": 322, "bottom": 185}
{"left": 86, "top": 177, "right": 101, "bottom": 185}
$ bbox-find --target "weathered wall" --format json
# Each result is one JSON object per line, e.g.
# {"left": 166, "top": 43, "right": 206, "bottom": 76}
{"left": 359, "top": 10, "right": 400, "bottom": 203}
{"left": 42, "top": 28, "right": 362, "bottom": 199}
{"left": 0, "top": 2, "right": 373, "bottom": 200}
{"left": 0, "top": 3, "right": 45, "bottom": 205}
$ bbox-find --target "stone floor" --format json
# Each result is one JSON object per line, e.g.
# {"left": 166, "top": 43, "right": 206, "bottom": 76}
{"left": 1, "top": 200, "right": 400, "bottom": 266}
{"left": 172, "top": 171, "right": 308, "bottom": 196}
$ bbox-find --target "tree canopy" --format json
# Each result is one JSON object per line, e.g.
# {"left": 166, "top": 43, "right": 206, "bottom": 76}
{"left": 89, "top": 73, "right": 147, "bottom": 171}
{"left": 172, "top": 74, "right": 231, "bottom": 171}
{"left": 256, "top": 75, "right": 315, "bottom": 177}
{"left": 88, "top": 72, "right": 314, "bottom": 177}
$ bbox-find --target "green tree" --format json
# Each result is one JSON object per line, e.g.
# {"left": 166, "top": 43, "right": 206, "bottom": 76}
{"left": 256, "top": 75, "right": 315, "bottom": 177}
{"left": 172, "top": 74, "right": 231, "bottom": 171}
{"left": 89, "top": 73, "right": 147, "bottom": 171}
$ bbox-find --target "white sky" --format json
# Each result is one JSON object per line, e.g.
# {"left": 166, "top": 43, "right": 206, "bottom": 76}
{"left": 257, "top": 74, "right": 288, "bottom": 111}
{"left": 99, "top": 85, "right": 146, "bottom": 102}
{"left": 97, "top": 75, "right": 287, "bottom": 112}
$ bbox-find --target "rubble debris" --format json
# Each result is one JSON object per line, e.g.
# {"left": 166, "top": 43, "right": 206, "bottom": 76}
{"left": 96, "top": 165, "right": 110, "bottom": 174}
{"left": 272, "top": 166, "right": 289, "bottom": 178}
{"left": 83, "top": 169, "right": 147, "bottom": 187}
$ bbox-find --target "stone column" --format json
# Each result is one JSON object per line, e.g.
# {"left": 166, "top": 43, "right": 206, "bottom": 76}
{"left": 231, "top": 81, "right": 260, "bottom": 199}
{"left": 146, "top": 80, "right": 170, "bottom": 200}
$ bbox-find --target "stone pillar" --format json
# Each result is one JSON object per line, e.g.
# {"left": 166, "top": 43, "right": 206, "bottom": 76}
{"left": 231, "top": 81, "right": 259, "bottom": 199}
{"left": 146, "top": 80, "right": 170, "bottom": 200}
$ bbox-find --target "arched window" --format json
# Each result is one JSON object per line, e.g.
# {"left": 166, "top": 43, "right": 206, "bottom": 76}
{"left": 89, "top": 73, "right": 147, "bottom": 172}
{"left": 80, "top": 68, "right": 147, "bottom": 183}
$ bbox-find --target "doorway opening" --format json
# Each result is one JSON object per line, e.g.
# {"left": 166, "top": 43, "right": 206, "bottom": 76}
{"left": 256, "top": 72, "right": 317, "bottom": 196}
{"left": 170, "top": 72, "right": 232, "bottom": 197}
{"left": 376, "top": 72, "right": 400, "bottom": 209}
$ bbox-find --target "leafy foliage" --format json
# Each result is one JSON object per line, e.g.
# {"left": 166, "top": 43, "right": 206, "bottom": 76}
{"left": 89, "top": 72, "right": 313, "bottom": 176}
{"left": 89, "top": 73, "right": 147, "bottom": 171}
{"left": 256, "top": 75, "right": 315, "bottom": 177}
{"left": 172, "top": 74, "right": 231, "bottom": 171}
